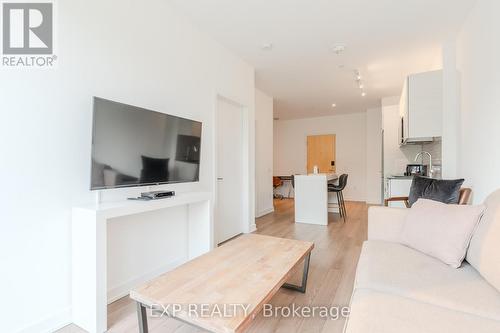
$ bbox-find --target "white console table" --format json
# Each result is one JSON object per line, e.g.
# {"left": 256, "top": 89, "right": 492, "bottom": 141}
{"left": 71, "top": 191, "right": 213, "bottom": 333}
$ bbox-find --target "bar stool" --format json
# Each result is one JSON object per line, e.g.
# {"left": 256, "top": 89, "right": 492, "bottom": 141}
{"left": 328, "top": 174, "right": 348, "bottom": 222}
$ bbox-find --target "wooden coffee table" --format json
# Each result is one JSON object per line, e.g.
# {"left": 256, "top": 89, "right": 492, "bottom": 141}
{"left": 130, "top": 234, "right": 314, "bottom": 333}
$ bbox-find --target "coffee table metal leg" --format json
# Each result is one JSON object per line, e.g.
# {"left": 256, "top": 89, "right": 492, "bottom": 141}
{"left": 282, "top": 252, "right": 311, "bottom": 293}
{"left": 137, "top": 302, "right": 149, "bottom": 333}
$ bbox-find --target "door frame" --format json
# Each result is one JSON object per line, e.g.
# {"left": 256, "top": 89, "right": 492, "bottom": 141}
{"left": 213, "top": 94, "right": 253, "bottom": 245}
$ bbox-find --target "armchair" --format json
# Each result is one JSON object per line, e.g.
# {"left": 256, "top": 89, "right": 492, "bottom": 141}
{"left": 384, "top": 187, "right": 472, "bottom": 207}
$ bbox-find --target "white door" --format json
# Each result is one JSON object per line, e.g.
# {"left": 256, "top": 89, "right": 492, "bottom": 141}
{"left": 216, "top": 97, "right": 244, "bottom": 244}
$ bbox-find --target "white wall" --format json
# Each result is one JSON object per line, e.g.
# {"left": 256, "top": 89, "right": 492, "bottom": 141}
{"left": 274, "top": 120, "right": 280, "bottom": 179}
{"left": 456, "top": 0, "right": 500, "bottom": 202}
{"left": 382, "top": 97, "right": 421, "bottom": 177}
{"left": 0, "top": 1, "right": 255, "bottom": 332}
{"left": 366, "top": 108, "right": 383, "bottom": 204}
{"left": 274, "top": 113, "right": 367, "bottom": 201}
{"left": 255, "top": 89, "right": 274, "bottom": 217}
{"left": 441, "top": 41, "right": 460, "bottom": 178}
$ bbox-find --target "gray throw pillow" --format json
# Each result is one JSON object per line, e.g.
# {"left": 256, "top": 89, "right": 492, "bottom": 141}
{"left": 408, "top": 176, "right": 465, "bottom": 207}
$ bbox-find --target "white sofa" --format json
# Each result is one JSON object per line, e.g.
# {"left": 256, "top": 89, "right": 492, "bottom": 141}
{"left": 344, "top": 190, "right": 500, "bottom": 333}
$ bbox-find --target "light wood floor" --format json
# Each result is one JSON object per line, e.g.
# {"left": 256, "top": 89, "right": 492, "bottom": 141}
{"left": 58, "top": 199, "right": 367, "bottom": 333}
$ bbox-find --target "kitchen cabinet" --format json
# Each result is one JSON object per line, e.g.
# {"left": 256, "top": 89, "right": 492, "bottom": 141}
{"left": 385, "top": 177, "right": 413, "bottom": 208}
{"left": 399, "top": 70, "right": 443, "bottom": 144}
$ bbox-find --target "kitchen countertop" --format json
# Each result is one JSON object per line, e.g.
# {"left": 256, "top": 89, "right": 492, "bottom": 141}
{"left": 387, "top": 175, "right": 442, "bottom": 180}
{"left": 387, "top": 175, "right": 414, "bottom": 179}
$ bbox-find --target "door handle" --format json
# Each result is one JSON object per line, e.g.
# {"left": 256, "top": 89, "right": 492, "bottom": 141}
{"left": 217, "top": 177, "right": 223, "bottom": 181}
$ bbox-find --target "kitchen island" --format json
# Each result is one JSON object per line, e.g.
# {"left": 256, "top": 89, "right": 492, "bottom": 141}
{"left": 294, "top": 173, "right": 339, "bottom": 225}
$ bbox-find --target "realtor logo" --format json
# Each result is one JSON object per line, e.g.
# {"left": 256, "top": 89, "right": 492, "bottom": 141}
{"left": 1, "top": 1, "right": 56, "bottom": 67}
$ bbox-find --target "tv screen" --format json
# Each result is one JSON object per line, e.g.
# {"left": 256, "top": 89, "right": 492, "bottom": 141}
{"left": 90, "top": 97, "right": 202, "bottom": 190}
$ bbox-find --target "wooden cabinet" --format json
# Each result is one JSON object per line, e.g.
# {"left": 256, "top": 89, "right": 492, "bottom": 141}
{"left": 399, "top": 70, "right": 443, "bottom": 144}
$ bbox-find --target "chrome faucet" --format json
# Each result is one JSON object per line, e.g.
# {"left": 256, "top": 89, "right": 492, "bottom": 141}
{"left": 415, "top": 151, "right": 433, "bottom": 177}
{"left": 415, "top": 151, "right": 434, "bottom": 178}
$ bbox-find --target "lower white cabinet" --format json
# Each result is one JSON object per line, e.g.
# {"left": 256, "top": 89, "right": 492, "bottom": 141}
{"left": 385, "top": 178, "right": 413, "bottom": 208}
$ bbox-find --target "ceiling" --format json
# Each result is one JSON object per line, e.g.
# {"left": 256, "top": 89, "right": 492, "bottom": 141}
{"left": 168, "top": 0, "right": 476, "bottom": 119}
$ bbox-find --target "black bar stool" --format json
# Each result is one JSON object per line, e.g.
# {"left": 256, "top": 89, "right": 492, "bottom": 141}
{"left": 328, "top": 174, "right": 348, "bottom": 222}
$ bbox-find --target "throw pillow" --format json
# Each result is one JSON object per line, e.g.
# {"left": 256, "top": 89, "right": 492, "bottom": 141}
{"left": 408, "top": 176, "right": 464, "bottom": 207}
{"left": 401, "top": 199, "right": 485, "bottom": 268}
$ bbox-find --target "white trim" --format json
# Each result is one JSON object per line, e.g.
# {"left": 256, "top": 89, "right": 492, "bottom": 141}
{"left": 248, "top": 223, "right": 257, "bottom": 233}
{"left": 17, "top": 307, "right": 71, "bottom": 333}
{"left": 327, "top": 206, "right": 341, "bottom": 213}
{"left": 366, "top": 199, "right": 382, "bottom": 205}
{"left": 255, "top": 207, "right": 274, "bottom": 218}
{"left": 213, "top": 94, "right": 252, "bottom": 241}
{"left": 107, "top": 258, "right": 186, "bottom": 304}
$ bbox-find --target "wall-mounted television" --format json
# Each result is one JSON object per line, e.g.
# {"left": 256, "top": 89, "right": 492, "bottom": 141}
{"left": 90, "top": 97, "right": 202, "bottom": 190}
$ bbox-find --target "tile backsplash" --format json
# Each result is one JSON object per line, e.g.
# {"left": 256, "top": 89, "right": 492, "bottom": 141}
{"left": 401, "top": 138, "right": 442, "bottom": 178}
{"left": 421, "top": 139, "right": 442, "bottom": 165}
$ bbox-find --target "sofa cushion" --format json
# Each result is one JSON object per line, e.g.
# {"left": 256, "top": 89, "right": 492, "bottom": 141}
{"left": 400, "top": 199, "right": 485, "bottom": 268}
{"left": 408, "top": 176, "right": 464, "bottom": 207}
{"left": 467, "top": 189, "right": 500, "bottom": 293}
{"left": 367, "top": 206, "right": 408, "bottom": 243}
{"left": 345, "top": 289, "right": 500, "bottom": 333}
{"left": 355, "top": 241, "right": 500, "bottom": 321}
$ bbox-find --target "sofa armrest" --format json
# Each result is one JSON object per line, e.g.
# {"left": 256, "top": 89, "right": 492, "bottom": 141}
{"left": 368, "top": 206, "right": 409, "bottom": 243}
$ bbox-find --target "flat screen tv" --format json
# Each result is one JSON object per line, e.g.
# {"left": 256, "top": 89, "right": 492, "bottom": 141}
{"left": 90, "top": 97, "right": 202, "bottom": 190}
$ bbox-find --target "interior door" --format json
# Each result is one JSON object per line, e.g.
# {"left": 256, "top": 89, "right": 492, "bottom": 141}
{"left": 216, "top": 97, "right": 244, "bottom": 245}
{"left": 307, "top": 134, "right": 336, "bottom": 174}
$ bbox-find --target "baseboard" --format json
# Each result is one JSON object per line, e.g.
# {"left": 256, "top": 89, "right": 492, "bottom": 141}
{"left": 328, "top": 199, "right": 368, "bottom": 212}
{"left": 249, "top": 223, "right": 257, "bottom": 233}
{"left": 327, "top": 206, "right": 340, "bottom": 213}
{"left": 107, "top": 257, "right": 186, "bottom": 304}
{"left": 16, "top": 258, "right": 191, "bottom": 333}
{"left": 255, "top": 207, "right": 274, "bottom": 218}
{"left": 17, "top": 306, "right": 71, "bottom": 333}
{"left": 107, "top": 258, "right": 186, "bottom": 304}
{"left": 366, "top": 196, "right": 383, "bottom": 205}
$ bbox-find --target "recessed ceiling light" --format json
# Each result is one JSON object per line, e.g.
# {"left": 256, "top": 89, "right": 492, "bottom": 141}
{"left": 332, "top": 44, "right": 346, "bottom": 55}
{"left": 331, "top": 103, "right": 337, "bottom": 108}
{"left": 359, "top": 84, "right": 364, "bottom": 89}
{"left": 261, "top": 43, "right": 273, "bottom": 50}
{"left": 361, "top": 92, "right": 367, "bottom": 97}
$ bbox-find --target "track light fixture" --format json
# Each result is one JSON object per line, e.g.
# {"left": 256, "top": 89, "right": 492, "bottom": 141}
{"left": 354, "top": 70, "right": 366, "bottom": 98}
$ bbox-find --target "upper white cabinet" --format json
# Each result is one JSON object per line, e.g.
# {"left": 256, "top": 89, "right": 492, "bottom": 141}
{"left": 399, "top": 70, "right": 443, "bottom": 144}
